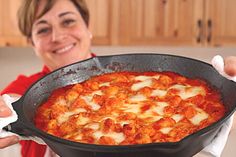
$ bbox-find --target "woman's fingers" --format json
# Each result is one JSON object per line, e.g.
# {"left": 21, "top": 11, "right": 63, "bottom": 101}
{"left": 0, "top": 135, "right": 19, "bottom": 149}
{"left": 0, "top": 96, "right": 12, "bottom": 117}
{"left": 0, "top": 95, "right": 20, "bottom": 149}
{"left": 224, "top": 56, "right": 236, "bottom": 76}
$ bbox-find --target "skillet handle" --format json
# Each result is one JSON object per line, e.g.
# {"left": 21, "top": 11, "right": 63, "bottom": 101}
{"left": 3, "top": 98, "right": 31, "bottom": 137}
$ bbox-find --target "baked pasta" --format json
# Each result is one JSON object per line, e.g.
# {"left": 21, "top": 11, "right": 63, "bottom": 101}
{"left": 35, "top": 71, "right": 226, "bottom": 145}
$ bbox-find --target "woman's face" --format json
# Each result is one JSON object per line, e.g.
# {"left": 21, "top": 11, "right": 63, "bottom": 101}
{"left": 31, "top": 0, "right": 92, "bottom": 71}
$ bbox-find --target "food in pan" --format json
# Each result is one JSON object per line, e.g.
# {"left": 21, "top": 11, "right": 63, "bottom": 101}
{"left": 34, "top": 71, "right": 226, "bottom": 145}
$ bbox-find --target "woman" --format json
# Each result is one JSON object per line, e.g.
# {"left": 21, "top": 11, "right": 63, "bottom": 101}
{"left": 1, "top": 0, "right": 236, "bottom": 156}
{"left": 0, "top": 0, "right": 93, "bottom": 156}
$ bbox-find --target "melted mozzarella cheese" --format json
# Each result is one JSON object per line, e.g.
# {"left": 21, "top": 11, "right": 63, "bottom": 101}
{"left": 131, "top": 75, "right": 160, "bottom": 91}
{"left": 151, "top": 116, "right": 163, "bottom": 122}
{"left": 129, "top": 94, "right": 147, "bottom": 102}
{"left": 171, "top": 114, "right": 184, "bottom": 122}
{"left": 131, "top": 79, "right": 152, "bottom": 91}
{"left": 122, "top": 103, "right": 140, "bottom": 113}
{"left": 99, "top": 82, "right": 110, "bottom": 87}
{"left": 151, "top": 89, "right": 167, "bottom": 97}
{"left": 160, "top": 127, "right": 173, "bottom": 134}
{"left": 92, "top": 90, "right": 103, "bottom": 96}
{"left": 134, "top": 75, "right": 151, "bottom": 81}
{"left": 57, "top": 108, "right": 86, "bottom": 124}
{"left": 135, "top": 75, "right": 160, "bottom": 81}
{"left": 170, "top": 84, "right": 186, "bottom": 90}
{"left": 169, "top": 84, "right": 205, "bottom": 99}
{"left": 81, "top": 95, "right": 101, "bottom": 110}
{"left": 137, "top": 102, "right": 165, "bottom": 122}
{"left": 77, "top": 116, "right": 89, "bottom": 125}
{"left": 55, "top": 97, "right": 67, "bottom": 106}
{"left": 189, "top": 108, "right": 208, "bottom": 125}
{"left": 138, "top": 113, "right": 162, "bottom": 122}
{"left": 154, "top": 102, "right": 169, "bottom": 115}
{"left": 180, "top": 87, "right": 205, "bottom": 99}
{"left": 119, "top": 121, "right": 130, "bottom": 126}
{"left": 74, "top": 134, "right": 82, "bottom": 140}
{"left": 85, "top": 123, "right": 100, "bottom": 130}
{"left": 93, "top": 131, "right": 125, "bottom": 143}
{"left": 153, "top": 75, "right": 160, "bottom": 80}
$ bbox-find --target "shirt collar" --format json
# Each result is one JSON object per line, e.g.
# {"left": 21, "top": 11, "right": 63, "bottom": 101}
{"left": 42, "top": 65, "right": 51, "bottom": 74}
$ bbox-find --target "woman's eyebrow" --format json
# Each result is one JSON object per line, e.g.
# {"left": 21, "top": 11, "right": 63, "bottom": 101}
{"left": 59, "top": 11, "right": 76, "bottom": 17}
{"left": 34, "top": 12, "right": 76, "bottom": 26}
{"left": 35, "top": 20, "right": 48, "bottom": 26}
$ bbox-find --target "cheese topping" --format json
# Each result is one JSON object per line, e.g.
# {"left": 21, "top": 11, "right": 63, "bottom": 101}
{"left": 57, "top": 108, "right": 86, "bottom": 124}
{"left": 171, "top": 114, "right": 184, "bottom": 122}
{"left": 85, "top": 123, "right": 100, "bottom": 130}
{"left": 92, "top": 90, "right": 103, "bottom": 96}
{"left": 190, "top": 108, "right": 208, "bottom": 125}
{"left": 151, "top": 89, "right": 167, "bottom": 97}
{"left": 160, "top": 127, "right": 173, "bottom": 134}
{"left": 154, "top": 102, "right": 169, "bottom": 115}
{"left": 76, "top": 116, "right": 89, "bottom": 125}
{"left": 35, "top": 71, "right": 225, "bottom": 145}
{"left": 169, "top": 84, "right": 205, "bottom": 99}
{"left": 131, "top": 79, "right": 152, "bottom": 91}
{"left": 80, "top": 95, "right": 101, "bottom": 110}
{"left": 99, "top": 82, "right": 110, "bottom": 87}
{"left": 122, "top": 103, "right": 140, "bottom": 113}
{"left": 129, "top": 94, "right": 147, "bottom": 102}
{"left": 119, "top": 121, "right": 130, "bottom": 126}
{"left": 135, "top": 75, "right": 160, "bottom": 81}
{"left": 93, "top": 131, "right": 125, "bottom": 143}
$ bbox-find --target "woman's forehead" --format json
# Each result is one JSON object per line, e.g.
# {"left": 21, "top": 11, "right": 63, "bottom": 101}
{"left": 35, "top": 0, "right": 78, "bottom": 21}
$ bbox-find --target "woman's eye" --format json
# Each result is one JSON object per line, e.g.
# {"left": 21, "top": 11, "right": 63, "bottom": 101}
{"left": 37, "top": 28, "right": 50, "bottom": 35}
{"left": 63, "top": 19, "right": 75, "bottom": 26}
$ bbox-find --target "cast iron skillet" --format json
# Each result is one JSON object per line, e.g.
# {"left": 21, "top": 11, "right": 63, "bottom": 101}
{"left": 8, "top": 53, "right": 236, "bottom": 157}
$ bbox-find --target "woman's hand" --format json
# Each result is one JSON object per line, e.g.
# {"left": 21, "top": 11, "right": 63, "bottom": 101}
{"left": 0, "top": 96, "right": 19, "bottom": 149}
{"left": 224, "top": 56, "right": 236, "bottom": 76}
{"left": 224, "top": 56, "right": 236, "bottom": 131}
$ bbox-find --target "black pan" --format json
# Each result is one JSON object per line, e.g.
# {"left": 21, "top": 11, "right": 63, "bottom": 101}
{"left": 8, "top": 53, "right": 236, "bottom": 157}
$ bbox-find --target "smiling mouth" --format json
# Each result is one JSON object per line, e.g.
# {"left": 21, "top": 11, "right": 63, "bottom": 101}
{"left": 54, "top": 43, "right": 76, "bottom": 54}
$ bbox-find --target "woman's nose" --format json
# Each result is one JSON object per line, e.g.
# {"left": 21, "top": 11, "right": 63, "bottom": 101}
{"left": 51, "top": 27, "right": 67, "bottom": 42}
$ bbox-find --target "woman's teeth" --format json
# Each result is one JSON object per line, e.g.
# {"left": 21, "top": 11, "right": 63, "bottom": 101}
{"left": 55, "top": 44, "right": 74, "bottom": 54}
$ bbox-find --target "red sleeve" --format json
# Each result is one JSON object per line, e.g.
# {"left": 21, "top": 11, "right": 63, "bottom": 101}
{"left": 1, "top": 72, "right": 48, "bottom": 96}
{"left": 91, "top": 53, "right": 96, "bottom": 57}
{"left": 20, "top": 141, "right": 46, "bottom": 157}
{"left": 1, "top": 72, "right": 48, "bottom": 157}
{"left": 1, "top": 75, "right": 32, "bottom": 95}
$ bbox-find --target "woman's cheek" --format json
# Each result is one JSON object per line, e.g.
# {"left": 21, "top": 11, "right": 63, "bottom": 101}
{"left": 33, "top": 40, "right": 46, "bottom": 57}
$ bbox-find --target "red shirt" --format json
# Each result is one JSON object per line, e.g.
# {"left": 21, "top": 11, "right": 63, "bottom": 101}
{"left": 0, "top": 53, "right": 96, "bottom": 157}
{"left": 1, "top": 66, "right": 50, "bottom": 157}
